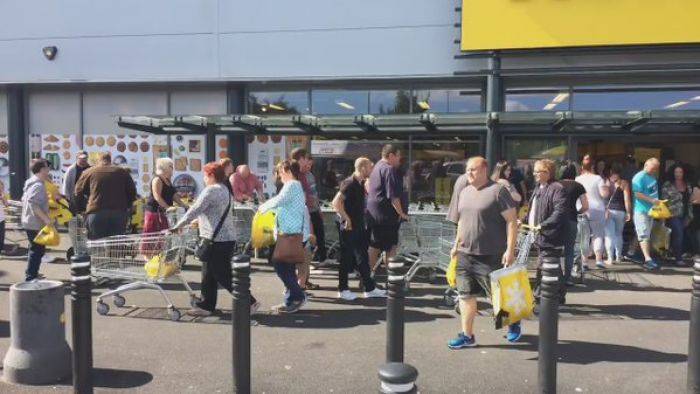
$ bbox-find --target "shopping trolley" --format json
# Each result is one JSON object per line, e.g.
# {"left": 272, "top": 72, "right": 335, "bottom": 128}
{"left": 320, "top": 206, "right": 341, "bottom": 262}
{"left": 402, "top": 215, "right": 453, "bottom": 288}
{"left": 86, "top": 231, "right": 198, "bottom": 321}
{"left": 3, "top": 200, "right": 28, "bottom": 258}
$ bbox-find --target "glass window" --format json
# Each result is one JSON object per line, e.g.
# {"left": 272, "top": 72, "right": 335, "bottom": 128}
{"left": 504, "top": 138, "right": 568, "bottom": 200}
{"left": 413, "top": 90, "right": 481, "bottom": 113}
{"left": 505, "top": 91, "right": 570, "bottom": 112}
{"left": 249, "top": 91, "right": 309, "bottom": 115}
{"left": 369, "top": 90, "right": 411, "bottom": 114}
{"left": 311, "top": 90, "right": 369, "bottom": 115}
{"left": 573, "top": 90, "right": 700, "bottom": 111}
{"left": 408, "top": 138, "right": 480, "bottom": 205}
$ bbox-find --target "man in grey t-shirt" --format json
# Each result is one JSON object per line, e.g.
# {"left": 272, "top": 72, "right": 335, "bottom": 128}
{"left": 447, "top": 157, "right": 519, "bottom": 350}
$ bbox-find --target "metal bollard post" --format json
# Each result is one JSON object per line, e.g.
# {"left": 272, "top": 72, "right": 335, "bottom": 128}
{"left": 688, "top": 257, "right": 700, "bottom": 393}
{"left": 378, "top": 362, "right": 418, "bottom": 394}
{"left": 386, "top": 256, "right": 406, "bottom": 363}
{"left": 538, "top": 255, "right": 560, "bottom": 394}
{"left": 71, "top": 252, "right": 93, "bottom": 394}
{"left": 232, "top": 254, "right": 251, "bottom": 394}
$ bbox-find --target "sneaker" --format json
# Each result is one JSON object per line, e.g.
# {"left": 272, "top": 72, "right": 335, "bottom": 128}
{"left": 644, "top": 260, "right": 660, "bottom": 271}
{"left": 506, "top": 322, "right": 522, "bottom": 343}
{"left": 595, "top": 261, "right": 606, "bottom": 269}
{"left": 565, "top": 278, "right": 575, "bottom": 287}
{"left": 448, "top": 332, "right": 476, "bottom": 349}
{"left": 338, "top": 290, "right": 358, "bottom": 301}
{"left": 605, "top": 260, "right": 614, "bottom": 266}
{"left": 364, "top": 288, "right": 387, "bottom": 298}
{"left": 277, "top": 296, "right": 307, "bottom": 314}
{"left": 250, "top": 301, "right": 261, "bottom": 316}
{"left": 187, "top": 306, "right": 213, "bottom": 317}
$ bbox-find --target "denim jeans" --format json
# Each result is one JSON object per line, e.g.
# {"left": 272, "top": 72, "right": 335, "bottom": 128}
{"left": 563, "top": 220, "right": 577, "bottom": 282}
{"left": 668, "top": 217, "right": 686, "bottom": 262}
{"left": 605, "top": 210, "right": 626, "bottom": 262}
{"left": 338, "top": 226, "right": 376, "bottom": 292}
{"left": 273, "top": 262, "right": 305, "bottom": 305}
{"left": 86, "top": 209, "right": 129, "bottom": 240}
{"left": 25, "top": 230, "right": 46, "bottom": 281}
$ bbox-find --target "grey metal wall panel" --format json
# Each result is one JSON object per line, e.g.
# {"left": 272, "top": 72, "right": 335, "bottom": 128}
{"left": 170, "top": 88, "right": 227, "bottom": 115}
{"left": 83, "top": 90, "right": 167, "bottom": 134}
{"left": 0, "top": 90, "right": 6, "bottom": 135}
{"left": 0, "top": 35, "right": 218, "bottom": 83}
{"left": 27, "top": 90, "right": 80, "bottom": 134}
{"left": 219, "top": 25, "right": 467, "bottom": 79}
{"left": 219, "top": 0, "right": 457, "bottom": 32}
{"left": 0, "top": 0, "right": 216, "bottom": 39}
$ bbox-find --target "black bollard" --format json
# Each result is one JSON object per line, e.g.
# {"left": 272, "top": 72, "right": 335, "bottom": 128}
{"left": 688, "top": 257, "right": 700, "bottom": 393}
{"left": 378, "top": 362, "right": 418, "bottom": 394}
{"left": 232, "top": 254, "right": 251, "bottom": 394}
{"left": 71, "top": 252, "right": 93, "bottom": 394}
{"left": 386, "top": 256, "right": 406, "bottom": 363}
{"left": 538, "top": 255, "right": 560, "bottom": 394}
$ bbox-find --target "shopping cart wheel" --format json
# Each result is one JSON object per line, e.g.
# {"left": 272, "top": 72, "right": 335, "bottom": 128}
{"left": 96, "top": 302, "right": 109, "bottom": 316}
{"left": 169, "top": 308, "right": 181, "bottom": 321}
{"left": 113, "top": 295, "right": 126, "bottom": 308}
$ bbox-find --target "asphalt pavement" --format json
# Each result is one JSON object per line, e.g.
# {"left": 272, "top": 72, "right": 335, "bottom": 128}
{"left": 0, "top": 240, "right": 694, "bottom": 393}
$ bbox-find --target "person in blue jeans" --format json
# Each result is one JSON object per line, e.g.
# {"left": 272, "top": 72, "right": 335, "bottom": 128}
{"left": 258, "top": 159, "right": 312, "bottom": 314}
{"left": 632, "top": 158, "right": 661, "bottom": 270}
{"left": 21, "top": 159, "right": 52, "bottom": 282}
{"left": 604, "top": 165, "right": 632, "bottom": 265}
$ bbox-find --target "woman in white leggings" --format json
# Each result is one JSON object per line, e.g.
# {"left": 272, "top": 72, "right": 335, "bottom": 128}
{"left": 576, "top": 155, "right": 610, "bottom": 269}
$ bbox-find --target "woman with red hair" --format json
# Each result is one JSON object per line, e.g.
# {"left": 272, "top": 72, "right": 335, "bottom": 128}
{"left": 171, "top": 162, "right": 260, "bottom": 316}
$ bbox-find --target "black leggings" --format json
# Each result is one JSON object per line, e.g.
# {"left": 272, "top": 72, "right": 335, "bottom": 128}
{"left": 197, "top": 241, "right": 257, "bottom": 312}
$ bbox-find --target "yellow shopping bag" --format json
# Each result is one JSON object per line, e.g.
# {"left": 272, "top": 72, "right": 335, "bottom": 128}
{"left": 144, "top": 253, "right": 178, "bottom": 279}
{"left": 490, "top": 265, "right": 535, "bottom": 329}
{"left": 251, "top": 211, "right": 276, "bottom": 249}
{"left": 34, "top": 225, "right": 60, "bottom": 246}
{"left": 446, "top": 256, "right": 458, "bottom": 288}
{"left": 648, "top": 200, "right": 672, "bottom": 220}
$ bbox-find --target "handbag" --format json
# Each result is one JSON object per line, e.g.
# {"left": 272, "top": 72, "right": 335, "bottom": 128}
{"left": 195, "top": 194, "right": 231, "bottom": 262}
{"left": 271, "top": 212, "right": 306, "bottom": 264}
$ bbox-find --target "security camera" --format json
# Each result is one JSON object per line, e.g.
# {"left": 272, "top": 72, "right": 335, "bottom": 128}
{"left": 42, "top": 46, "right": 58, "bottom": 61}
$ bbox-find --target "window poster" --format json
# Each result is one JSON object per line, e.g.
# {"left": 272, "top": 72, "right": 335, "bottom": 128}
{"left": 248, "top": 135, "right": 285, "bottom": 196}
{"left": 171, "top": 134, "right": 206, "bottom": 200}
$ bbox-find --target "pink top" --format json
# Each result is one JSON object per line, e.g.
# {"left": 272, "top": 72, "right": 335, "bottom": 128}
{"left": 231, "top": 172, "right": 263, "bottom": 202}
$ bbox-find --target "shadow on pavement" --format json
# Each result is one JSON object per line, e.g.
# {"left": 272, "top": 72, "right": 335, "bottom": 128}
{"left": 51, "top": 368, "right": 153, "bottom": 389}
{"left": 256, "top": 307, "right": 452, "bottom": 329}
{"left": 485, "top": 335, "right": 687, "bottom": 365}
{"left": 562, "top": 304, "right": 689, "bottom": 321}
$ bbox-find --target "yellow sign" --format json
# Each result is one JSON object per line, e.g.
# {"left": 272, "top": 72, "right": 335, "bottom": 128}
{"left": 461, "top": 0, "right": 700, "bottom": 51}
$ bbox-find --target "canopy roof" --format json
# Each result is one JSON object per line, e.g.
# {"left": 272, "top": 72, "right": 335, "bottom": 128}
{"left": 116, "top": 110, "right": 700, "bottom": 136}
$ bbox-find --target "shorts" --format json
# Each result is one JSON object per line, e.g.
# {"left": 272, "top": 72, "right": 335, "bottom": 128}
{"left": 633, "top": 211, "right": 654, "bottom": 242}
{"left": 455, "top": 253, "right": 500, "bottom": 299}
{"left": 368, "top": 223, "right": 400, "bottom": 252}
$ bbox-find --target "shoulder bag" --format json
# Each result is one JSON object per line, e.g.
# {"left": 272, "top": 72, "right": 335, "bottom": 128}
{"left": 195, "top": 192, "right": 231, "bottom": 262}
{"left": 271, "top": 210, "right": 306, "bottom": 264}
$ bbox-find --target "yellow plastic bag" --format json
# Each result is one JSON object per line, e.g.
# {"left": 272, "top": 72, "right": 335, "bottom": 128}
{"left": 651, "top": 220, "right": 671, "bottom": 253}
{"left": 446, "top": 256, "right": 458, "bottom": 288}
{"left": 251, "top": 211, "right": 276, "bottom": 249}
{"left": 144, "top": 254, "right": 178, "bottom": 279}
{"left": 648, "top": 200, "right": 672, "bottom": 220}
{"left": 49, "top": 198, "right": 73, "bottom": 226}
{"left": 34, "top": 225, "right": 60, "bottom": 246}
{"left": 130, "top": 198, "right": 145, "bottom": 231}
{"left": 490, "top": 265, "right": 535, "bottom": 329}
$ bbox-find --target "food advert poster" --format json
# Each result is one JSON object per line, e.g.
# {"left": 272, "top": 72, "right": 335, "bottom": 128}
{"left": 84, "top": 133, "right": 155, "bottom": 196}
{"left": 171, "top": 134, "right": 206, "bottom": 199}
{"left": 0, "top": 135, "right": 10, "bottom": 193}
{"left": 34, "top": 133, "right": 80, "bottom": 186}
{"left": 216, "top": 135, "right": 229, "bottom": 160}
{"left": 247, "top": 135, "right": 285, "bottom": 196}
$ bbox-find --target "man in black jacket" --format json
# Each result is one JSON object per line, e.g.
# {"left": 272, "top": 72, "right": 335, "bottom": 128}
{"left": 528, "top": 159, "right": 568, "bottom": 303}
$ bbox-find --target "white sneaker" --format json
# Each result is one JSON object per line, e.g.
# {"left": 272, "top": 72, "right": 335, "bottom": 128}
{"left": 338, "top": 290, "right": 357, "bottom": 301}
{"left": 364, "top": 288, "right": 387, "bottom": 298}
{"left": 250, "top": 301, "right": 261, "bottom": 316}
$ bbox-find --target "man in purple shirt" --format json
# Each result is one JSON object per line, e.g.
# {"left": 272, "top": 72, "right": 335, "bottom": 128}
{"left": 366, "top": 144, "right": 409, "bottom": 272}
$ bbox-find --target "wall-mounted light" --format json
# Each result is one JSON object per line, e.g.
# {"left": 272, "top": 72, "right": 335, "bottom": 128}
{"left": 42, "top": 46, "right": 58, "bottom": 60}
